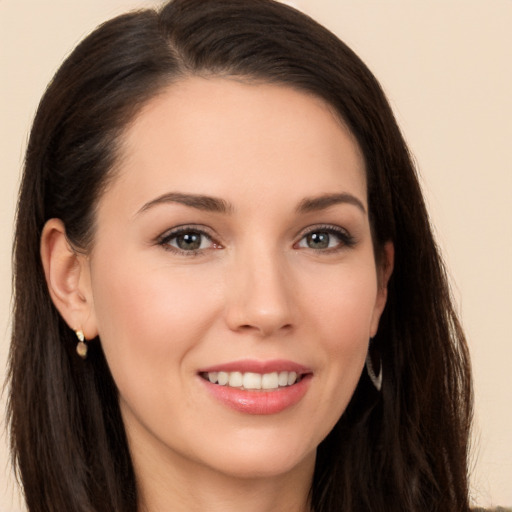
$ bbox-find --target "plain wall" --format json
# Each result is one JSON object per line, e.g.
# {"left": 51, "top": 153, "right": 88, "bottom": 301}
{"left": 1, "top": 1, "right": 510, "bottom": 510}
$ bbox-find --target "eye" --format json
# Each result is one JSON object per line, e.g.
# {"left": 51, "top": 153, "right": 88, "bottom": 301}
{"left": 158, "top": 227, "right": 219, "bottom": 254}
{"left": 295, "top": 226, "right": 355, "bottom": 251}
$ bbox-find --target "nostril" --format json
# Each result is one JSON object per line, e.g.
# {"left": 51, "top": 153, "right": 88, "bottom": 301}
{"left": 233, "top": 322, "right": 293, "bottom": 336}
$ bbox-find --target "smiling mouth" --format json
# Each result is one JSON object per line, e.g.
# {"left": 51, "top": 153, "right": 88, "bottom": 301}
{"left": 200, "top": 371, "right": 305, "bottom": 391}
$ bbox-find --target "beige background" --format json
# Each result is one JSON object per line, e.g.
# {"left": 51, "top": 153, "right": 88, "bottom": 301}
{"left": 1, "top": 1, "right": 510, "bottom": 510}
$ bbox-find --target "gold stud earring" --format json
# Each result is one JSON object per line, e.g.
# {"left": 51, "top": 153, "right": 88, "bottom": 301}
{"left": 75, "top": 330, "right": 88, "bottom": 359}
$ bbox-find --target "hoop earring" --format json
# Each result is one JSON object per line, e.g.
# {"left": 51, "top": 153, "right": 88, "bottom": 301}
{"left": 75, "top": 330, "right": 88, "bottom": 359}
{"left": 366, "top": 350, "right": 382, "bottom": 391}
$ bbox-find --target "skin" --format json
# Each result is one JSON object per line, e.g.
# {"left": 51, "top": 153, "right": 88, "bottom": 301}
{"left": 41, "top": 77, "right": 393, "bottom": 512}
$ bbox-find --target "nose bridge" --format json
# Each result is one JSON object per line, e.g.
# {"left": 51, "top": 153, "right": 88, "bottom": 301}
{"left": 225, "top": 238, "right": 294, "bottom": 336}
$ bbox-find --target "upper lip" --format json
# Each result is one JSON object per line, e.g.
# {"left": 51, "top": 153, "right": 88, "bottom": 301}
{"left": 198, "top": 359, "right": 312, "bottom": 375}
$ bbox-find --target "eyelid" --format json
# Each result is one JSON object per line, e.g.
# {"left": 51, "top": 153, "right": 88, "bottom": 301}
{"left": 156, "top": 224, "right": 222, "bottom": 255}
{"left": 294, "top": 224, "right": 356, "bottom": 250}
{"left": 155, "top": 223, "right": 355, "bottom": 255}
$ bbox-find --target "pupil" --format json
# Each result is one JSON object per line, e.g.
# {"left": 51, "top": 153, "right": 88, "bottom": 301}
{"left": 177, "top": 233, "right": 201, "bottom": 250}
{"left": 307, "top": 232, "right": 329, "bottom": 249}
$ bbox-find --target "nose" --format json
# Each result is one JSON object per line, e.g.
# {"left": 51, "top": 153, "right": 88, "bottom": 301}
{"left": 224, "top": 246, "right": 295, "bottom": 337}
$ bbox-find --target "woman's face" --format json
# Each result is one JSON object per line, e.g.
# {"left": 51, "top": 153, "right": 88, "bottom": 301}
{"left": 83, "top": 77, "right": 390, "bottom": 482}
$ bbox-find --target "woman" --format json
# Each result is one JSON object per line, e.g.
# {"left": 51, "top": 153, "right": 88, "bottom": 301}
{"left": 7, "top": 0, "right": 472, "bottom": 511}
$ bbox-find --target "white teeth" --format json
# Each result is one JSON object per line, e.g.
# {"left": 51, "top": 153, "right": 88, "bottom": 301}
{"left": 278, "top": 371, "right": 289, "bottom": 387}
{"left": 228, "top": 371, "right": 243, "bottom": 387}
{"left": 217, "top": 371, "right": 229, "bottom": 386}
{"left": 261, "top": 372, "right": 279, "bottom": 390}
{"left": 205, "top": 370, "right": 301, "bottom": 389}
{"left": 243, "top": 372, "right": 262, "bottom": 390}
{"left": 287, "top": 371, "right": 297, "bottom": 386}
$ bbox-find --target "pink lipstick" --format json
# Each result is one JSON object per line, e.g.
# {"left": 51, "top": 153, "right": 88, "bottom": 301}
{"left": 198, "top": 359, "right": 312, "bottom": 415}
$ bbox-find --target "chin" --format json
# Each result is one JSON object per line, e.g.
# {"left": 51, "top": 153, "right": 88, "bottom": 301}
{"left": 197, "top": 432, "right": 318, "bottom": 480}
{"left": 212, "top": 450, "right": 315, "bottom": 481}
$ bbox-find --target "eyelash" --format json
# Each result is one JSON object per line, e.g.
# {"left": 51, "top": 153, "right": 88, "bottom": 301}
{"left": 156, "top": 224, "right": 356, "bottom": 256}
{"left": 157, "top": 226, "right": 219, "bottom": 257}
{"left": 295, "top": 224, "right": 356, "bottom": 252}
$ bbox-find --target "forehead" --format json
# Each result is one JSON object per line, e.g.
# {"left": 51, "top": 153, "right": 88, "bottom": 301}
{"left": 108, "top": 76, "right": 367, "bottom": 214}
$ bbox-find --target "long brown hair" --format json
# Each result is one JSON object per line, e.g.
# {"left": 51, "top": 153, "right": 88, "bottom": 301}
{"left": 8, "top": 1, "right": 472, "bottom": 510}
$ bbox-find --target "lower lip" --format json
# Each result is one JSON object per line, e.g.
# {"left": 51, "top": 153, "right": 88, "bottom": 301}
{"left": 200, "top": 375, "right": 312, "bottom": 415}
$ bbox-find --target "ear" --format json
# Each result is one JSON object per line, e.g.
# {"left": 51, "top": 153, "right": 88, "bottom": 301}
{"left": 370, "top": 241, "right": 394, "bottom": 337}
{"left": 40, "top": 218, "right": 98, "bottom": 340}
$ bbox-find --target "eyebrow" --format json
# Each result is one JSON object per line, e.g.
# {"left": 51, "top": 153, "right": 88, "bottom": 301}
{"left": 296, "top": 193, "right": 366, "bottom": 214}
{"left": 136, "top": 191, "right": 366, "bottom": 216}
{"left": 137, "top": 192, "right": 233, "bottom": 215}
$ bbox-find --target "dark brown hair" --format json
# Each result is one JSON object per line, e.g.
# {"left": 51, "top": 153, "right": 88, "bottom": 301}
{"left": 8, "top": 1, "right": 472, "bottom": 511}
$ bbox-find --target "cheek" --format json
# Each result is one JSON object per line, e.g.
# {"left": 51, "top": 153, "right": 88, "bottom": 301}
{"left": 301, "top": 258, "right": 379, "bottom": 344}
{"left": 89, "top": 253, "right": 223, "bottom": 382}
{"left": 299, "top": 260, "right": 378, "bottom": 407}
